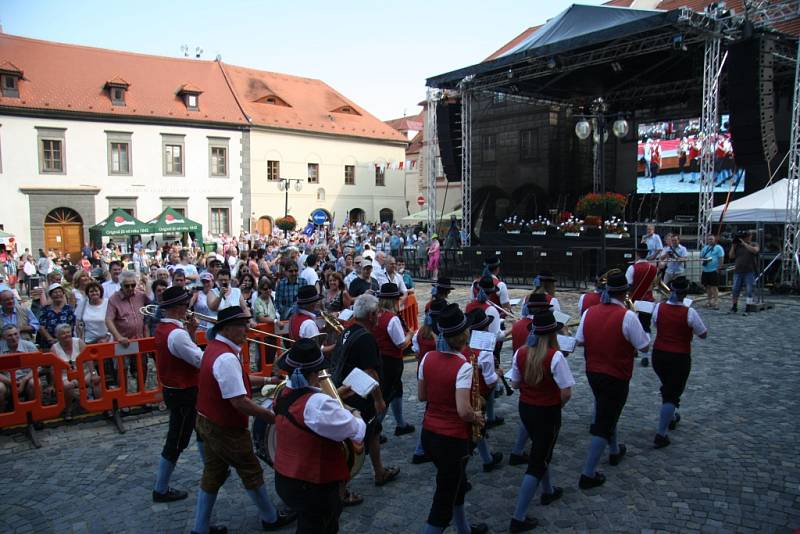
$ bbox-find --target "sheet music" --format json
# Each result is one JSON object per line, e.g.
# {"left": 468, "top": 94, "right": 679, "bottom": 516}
{"left": 337, "top": 309, "right": 354, "bottom": 321}
{"left": 343, "top": 367, "right": 379, "bottom": 399}
{"left": 557, "top": 335, "right": 577, "bottom": 353}
{"left": 509, "top": 298, "right": 522, "bottom": 306}
{"left": 469, "top": 330, "right": 496, "bottom": 352}
{"left": 114, "top": 341, "right": 140, "bottom": 356}
{"left": 683, "top": 298, "right": 693, "bottom": 308}
{"left": 635, "top": 300, "right": 655, "bottom": 314}
{"left": 553, "top": 311, "right": 570, "bottom": 325}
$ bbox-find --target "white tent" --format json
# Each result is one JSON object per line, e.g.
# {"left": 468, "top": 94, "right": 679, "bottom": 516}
{"left": 712, "top": 179, "right": 791, "bottom": 223}
{"left": 400, "top": 209, "right": 430, "bottom": 223}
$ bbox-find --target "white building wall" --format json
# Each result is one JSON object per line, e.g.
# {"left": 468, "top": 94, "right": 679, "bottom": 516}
{"left": 0, "top": 114, "right": 243, "bottom": 250}
{"left": 249, "top": 128, "right": 407, "bottom": 226}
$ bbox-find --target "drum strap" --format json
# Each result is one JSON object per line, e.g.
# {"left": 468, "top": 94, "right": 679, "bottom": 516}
{"left": 275, "top": 388, "right": 319, "bottom": 438}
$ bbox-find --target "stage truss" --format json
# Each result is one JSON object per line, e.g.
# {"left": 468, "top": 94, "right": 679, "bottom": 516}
{"left": 425, "top": 88, "right": 439, "bottom": 237}
{"left": 460, "top": 89, "right": 473, "bottom": 247}
{"left": 782, "top": 39, "right": 800, "bottom": 285}
{"left": 697, "top": 36, "right": 724, "bottom": 249}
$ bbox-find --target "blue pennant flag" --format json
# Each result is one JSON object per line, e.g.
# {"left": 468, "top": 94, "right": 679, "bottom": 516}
{"left": 303, "top": 222, "right": 315, "bottom": 236}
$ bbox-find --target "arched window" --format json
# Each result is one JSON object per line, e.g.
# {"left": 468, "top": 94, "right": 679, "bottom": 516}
{"left": 379, "top": 208, "right": 394, "bottom": 224}
{"left": 317, "top": 188, "right": 326, "bottom": 201}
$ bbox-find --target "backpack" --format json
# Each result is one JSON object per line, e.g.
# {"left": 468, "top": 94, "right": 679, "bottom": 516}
{"left": 330, "top": 326, "right": 369, "bottom": 386}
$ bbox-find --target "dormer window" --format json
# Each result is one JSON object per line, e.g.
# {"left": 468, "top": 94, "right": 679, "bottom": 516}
{"left": 0, "top": 61, "right": 24, "bottom": 98}
{"left": 178, "top": 84, "right": 203, "bottom": 112}
{"left": 105, "top": 77, "right": 130, "bottom": 106}
{"left": 331, "top": 105, "right": 361, "bottom": 116}
{"left": 254, "top": 94, "right": 290, "bottom": 107}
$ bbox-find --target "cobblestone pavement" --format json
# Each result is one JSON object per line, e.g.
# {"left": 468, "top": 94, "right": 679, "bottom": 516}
{"left": 1, "top": 284, "right": 799, "bottom": 533}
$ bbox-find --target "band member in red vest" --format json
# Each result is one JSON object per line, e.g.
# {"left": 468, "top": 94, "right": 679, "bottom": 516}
{"left": 466, "top": 276, "right": 504, "bottom": 428}
{"left": 626, "top": 243, "right": 658, "bottom": 367}
{"left": 576, "top": 274, "right": 650, "bottom": 490}
{"left": 465, "top": 308, "right": 504, "bottom": 473}
{"left": 688, "top": 136, "right": 701, "bottom": 183}
{"left": 532, "top": 271, "right": 560, "bottom": 312}
{"left": 471, "top": 257, "right": 510, "bottom": 316}
{"left": 411, "top": 298, "right": 447, "bottom": 465}
{"left": 651, "top": 277, "right": 708, "bottom": 449}
{"left": 425, "top": 277, "right": 454, "bottom": 313}
{"left": 372, "top": 283, "right": 414, "bottom": 437}
{"left": 273, "top": 338, "right": 366, "bottom": 533}
{"left": 577, "top": 275, "right": 604, "bottom": 316}
{"left": 509, "top": 293, "right": 553, "bottom": 466}
{"left": 191, "top": 306, "right": 296, "bottom": 534}
{"left": 418, "top": 304, "right": 488, "bottom": 534}
{"left": 508, "top": 310, "right": 575, "bottom": 532}
{"left": 152, "top": 286, "right": 205, "bottom": 503}
{"left": 288, "top": 285, "right": 324, "bottom": 341}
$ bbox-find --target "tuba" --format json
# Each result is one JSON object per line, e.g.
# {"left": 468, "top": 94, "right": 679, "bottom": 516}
{"left": 318, "top": 369, "right": 366, "bottom": 477}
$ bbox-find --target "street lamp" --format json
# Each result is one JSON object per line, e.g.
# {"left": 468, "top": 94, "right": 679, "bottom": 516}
{"left": 277, "top": 177, "right": 303, "bottom": 236}
{"left": 574, "top": 98, "right": 629, "bottom": 272}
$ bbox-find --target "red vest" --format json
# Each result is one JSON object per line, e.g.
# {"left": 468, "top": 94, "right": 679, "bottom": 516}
{"left": 583, "top": 304, "right": 636, "bottom": 381}
{"left": 515, "top": 347, "right": 561, "bottom": 407}
{"left": 197, "top": 339, "right": 251, "bottom": 428}
{"left": 471, "top": 277, "right": 503, "bottom": 316}
{"left": 630, "top": 262, "right": 657, "bottom": 302}
{"left": 580, "top": 292, "right": 602, "bottom": 315}
{"left": 415, "top": 330, "right": 436, "bottom": 361}
{"left": 273, "top": 389, "right": 351, "bottom": 484}
{"left": 654, "top": 304, "right": 693, "bottom": 354}
{"left": 154, "top": 321, "right": 198, "bottom": 389}
{"left": 511, "top": 318, "right": 533, "bottom": 352}
{"left": 289, "top": 312, "right": 314, "bottom": 341}
{"left": 371, "top": 311, "right": 404, "bottom": 359}
{"left": 421, "top": 351, "right": 470, "bottom": 440}
{"left": 465, "top": 300, "right": 489, "bottom": 314}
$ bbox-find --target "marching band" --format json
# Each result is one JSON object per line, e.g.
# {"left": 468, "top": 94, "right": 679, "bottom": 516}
{"left": 140, "top": 247, "right": 709, "bottom": 534}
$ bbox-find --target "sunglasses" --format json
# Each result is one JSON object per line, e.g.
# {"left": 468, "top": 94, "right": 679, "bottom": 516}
{"left": 122, "top": 283, "right": 137, "bottom": 288}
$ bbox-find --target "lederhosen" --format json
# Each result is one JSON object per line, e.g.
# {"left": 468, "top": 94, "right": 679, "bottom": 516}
{"left": 652, "top": 303, "right": 694, "bottom": 408}
{"left": 154, "top": 321, "right": 201, "bottom": 463}
{"left": 515, "top": 346, "right": 562, "bottom": 479}
{"left": 274, "top": 387, "right": 350, "bottom": 534}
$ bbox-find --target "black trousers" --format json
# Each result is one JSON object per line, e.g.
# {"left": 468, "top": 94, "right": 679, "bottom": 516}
{"left": 637, "top": 311, "right": 652, "bottom": 334}
{"left": 587, "top": 372, "right": 630, "bottom": 441}
{"left": 519, "top": 402, "right": 561, "bottom": 479}
{"left": 421, "top": 428, "right": 470, "bottom": 528}
{"left": 275, "top": 472, "right": 343, "bottom": 534}
{"left": 161, "top": 386, "right": 199, "bottom": 463}
{"left": 652, "top": 349, "right": 691, "bottom": 407}
{"left": 380, "top": 355, "right": 404, "bottom": 405}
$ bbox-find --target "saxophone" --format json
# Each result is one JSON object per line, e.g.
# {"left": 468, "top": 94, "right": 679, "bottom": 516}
{"left": 469, "top": 352, "right": 485, "bottom": 444}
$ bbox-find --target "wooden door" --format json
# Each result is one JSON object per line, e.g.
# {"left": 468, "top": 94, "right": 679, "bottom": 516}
{"left": 44, "top": 208, "right": 83, "bottom": 259}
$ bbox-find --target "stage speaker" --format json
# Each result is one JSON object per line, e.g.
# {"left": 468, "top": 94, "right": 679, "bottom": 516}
{"left": 436, "top": 99, "right": 462, "bottom": 182}
{"left": 728, "top": 35, "right": 778, "bottom": 166}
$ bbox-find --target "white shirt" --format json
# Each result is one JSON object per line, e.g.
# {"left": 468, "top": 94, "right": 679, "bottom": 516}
{"left": 180, "top": 263, "right": 199, "bottom": 283}
{"left": 386, "top": 315, "right": 406, "bottom": 347}
{"left": 162, "top": 318, "right": 203, "bottom": 369}
{"left": 477, "top": 349, "right": 498, "bottom": 387}
{"left": 508, "top": 348, "right": 575, "bottom": 389}
{"left": 384, "top": 272, "right": 408, "bottom": 295}
{"left": 296, "top": 389, "right": 367, "bottom": 443}
{"left": 418, "top": 351, "right": 473, "bottom": 388}
{"left": 485, "top": 305, "right": 502, "bottom": 340}
{"left": 411, "top": 330, "right": 421, "bottom": 354}
{"left": 652, "top": 302, "right": 708, "bottom": 337}
{"left": 213, "top": 286, "right": 242, "bottom": 311}
{"left": 575, "top": 299, "right": 651, "bottom": 351}
{"left": 298, "top": 309, "right": 321, "bottom": 339}
{"left": 344, "top": 270, "right": 358, "bottom": 288}
{"left": 549, "top": 296, "right": 561, "bottom": 313}
{"left": 496, "top": 279, "right": 510, "bottom": 306}
{"left": 300, "top": 266, "right": 319, "bottom": 288}
{"left": 77, "top": 298, "right": 109, "bottom": 342}
{"left": 371, "top": 263, "right": 389, "bottom": 287}
{"left": 211, "top": 334, "right": 247, "bottom": 399}
{"left": 102, "top": 280, "right": 121, "bottom": 297}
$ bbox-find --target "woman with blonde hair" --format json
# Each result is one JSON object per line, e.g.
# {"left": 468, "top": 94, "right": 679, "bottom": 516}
{"left": 531, "top": 271, "right": 560, "bottom": 313}
{"left": 507, "top": 310, "right": 574, "bottom": 532}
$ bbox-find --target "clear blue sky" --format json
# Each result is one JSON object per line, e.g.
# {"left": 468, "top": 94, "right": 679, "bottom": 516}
{"left": 1, "top": 0, "right": 605, "bottom": 121}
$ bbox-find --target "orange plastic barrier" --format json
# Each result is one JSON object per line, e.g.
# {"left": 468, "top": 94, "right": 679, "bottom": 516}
{"left": 0, "top": 351, "right": 70, "bottom": 428}
{"left": 400, "top": 292, "right": 420, "bottom": 332}
{"left": 243, "top": 321, "right": 279, "bottom": 378}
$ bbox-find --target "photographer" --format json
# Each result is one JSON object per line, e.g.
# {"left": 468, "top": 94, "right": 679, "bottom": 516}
{"left": 659, "top": 235, "right": 688, "bottom": 285}
{"left": 728, "top": 230, "right": 759, "bottom": 314}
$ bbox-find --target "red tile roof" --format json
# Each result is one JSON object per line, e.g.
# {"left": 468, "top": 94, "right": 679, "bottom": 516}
{"left": 220, "top": 63, "right": 407, "bottom": 143}
{"left": 385, "top": 113, "right": 424, "bottom": 133}
{"left": 0, "top": 33, "right": 247, "bottom": 124}
{"left": 0, "top": 60, "right": 23, "bottom": 75}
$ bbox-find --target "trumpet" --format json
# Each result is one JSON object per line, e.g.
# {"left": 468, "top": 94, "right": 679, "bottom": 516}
{"left": 320, "top": 310, "right": 345, "bottom": 334}
{"left": 138, "top": 305, "right": 286, "bottom": 352}
{"left": 487, "top": 299, "right": 520, "bottom": 320}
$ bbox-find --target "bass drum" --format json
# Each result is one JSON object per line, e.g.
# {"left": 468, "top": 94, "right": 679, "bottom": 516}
{"left": 252, "top": 382, "right": 285, "bottom": 466}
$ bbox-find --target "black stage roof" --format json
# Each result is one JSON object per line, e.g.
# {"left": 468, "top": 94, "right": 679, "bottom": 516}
{"left": 427, "top": 4, "right": 795, "bottom": 115}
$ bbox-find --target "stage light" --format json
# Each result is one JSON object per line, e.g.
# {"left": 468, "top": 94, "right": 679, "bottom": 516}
{"left": 612, "top": 119, "right": 629, "bottom": 138}
{"left": 575, "top": 120, "right": 591, "bottom": 140}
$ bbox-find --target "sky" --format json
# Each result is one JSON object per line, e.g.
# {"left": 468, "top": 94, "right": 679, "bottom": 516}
{"left": 1, "top": 0, "right": 607, "bottom": 121}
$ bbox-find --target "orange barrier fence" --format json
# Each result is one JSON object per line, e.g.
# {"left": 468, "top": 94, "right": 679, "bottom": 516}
{"left": 0, "top": 351, "right": 70, "bottom": 429}
{"left": 400, "top": 292, "right": 420, "bottom": 332}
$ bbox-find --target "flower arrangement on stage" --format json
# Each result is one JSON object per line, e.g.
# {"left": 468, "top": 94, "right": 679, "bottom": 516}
{"left": 524, "top": 216, "right": 553, "bottom": 234}
{"left": 499, "top": 215, "right": 524, "bottom": 233}
{"left": 575, "top": 192, "right": 627, "bottom": 218}
{"left": 604, "top": 216, "right": 629, "bottom": 236}
{"left": 558, "top": 216, "right": 584, "bottom": 236}
{"left": 583, "top": 215, "right": 603, "bottom": 229}
{"left": 276, "top": 215, "right": 297, "bottom": 232}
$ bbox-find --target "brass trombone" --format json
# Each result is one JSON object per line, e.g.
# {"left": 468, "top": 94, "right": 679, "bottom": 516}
{"left": 138, "top": 305, "right": 287, "bottom": 352}
{"left": 320, "top": 310, "right": 345, "bottom": 334}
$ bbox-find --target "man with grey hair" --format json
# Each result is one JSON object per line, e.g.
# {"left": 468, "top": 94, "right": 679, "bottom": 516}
{"left": 0, "top": 324, "right": 37, "bottom": 409}
{"left": 106, "top": 270, "right": 148, "bottom": 386}
{"left": 1, "top": 289, "right": 39, "bottom": 342}
{"left": 372, "top": 251, "right": 389, "bottom": 287}
{"left": 332, "top": 294, "right": 399, "bottom": 490}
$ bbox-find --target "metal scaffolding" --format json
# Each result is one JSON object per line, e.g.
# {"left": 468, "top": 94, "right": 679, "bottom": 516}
{"left": 460, "top": 90, "right": 473, "bottom": 247}
{"left": 424, "top": 88, "right": 439, "bottom": 236}
{"left": 782, "top": 40, "right": 800, "bottom": 284}
{"left": 696, "top": 36, "right": 723, "bottom": 249}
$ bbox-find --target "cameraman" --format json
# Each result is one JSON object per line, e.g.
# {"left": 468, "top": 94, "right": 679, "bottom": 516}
{"left": 728, "top": 230, "right": 759, "bottom": 314}
{"left": 659, "top": 234, "right": 688, "bottom": 285}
